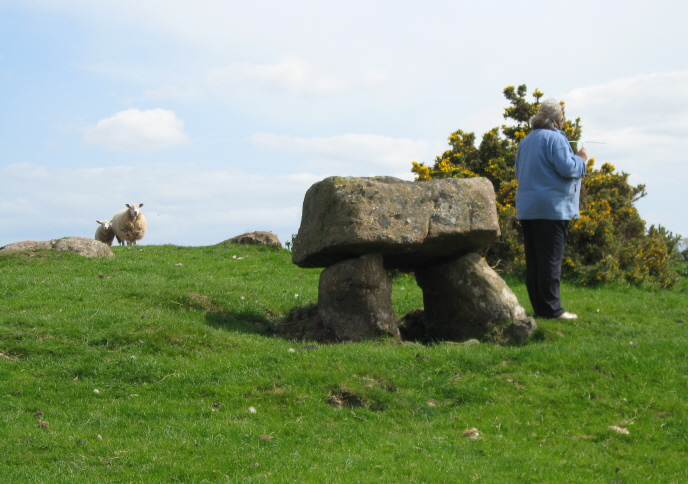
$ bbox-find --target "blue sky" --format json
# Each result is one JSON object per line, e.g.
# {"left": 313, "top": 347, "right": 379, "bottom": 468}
{"left": 2, "top": 0, "right": 687, "bottom": 248}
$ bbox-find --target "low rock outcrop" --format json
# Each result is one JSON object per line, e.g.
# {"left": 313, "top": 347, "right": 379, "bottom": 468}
{"left": 1, "top": 237, "right": 114, "bottom": 258}
{"left": 0, "top": 240, "right": 55, "bottom": 252}
{"left": 224, "top": 231, "right": 282, "bottom": 249}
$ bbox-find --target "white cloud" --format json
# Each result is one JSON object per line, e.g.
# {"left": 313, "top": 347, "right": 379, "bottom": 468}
{"left": 564, "top": 71, "right": 688, "bottom": 169}
{"left": 208, "top": 56, "right": 389, "bottom": 95}
{"left": 563, "top": 71, "right": 688, "bottom": 236}
{"left": 83, "top": 108, "right": 189, "bottom": 152}
{"left": 251, "top": 132, "right": 443, "bottom": 179}
{"left": 566, "top": 70, "right": 688, "bottom": 133}
{"left": 142, "top": 85, "right": 204, "bottom": 103}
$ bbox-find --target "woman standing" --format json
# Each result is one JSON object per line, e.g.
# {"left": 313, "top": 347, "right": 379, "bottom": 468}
{"left": 515, "top": 100, "right": 587, "bottom": 320}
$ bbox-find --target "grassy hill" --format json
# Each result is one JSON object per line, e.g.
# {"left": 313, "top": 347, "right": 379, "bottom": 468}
{"left": 1, "top": 244, "right": 687, "bottom": 483}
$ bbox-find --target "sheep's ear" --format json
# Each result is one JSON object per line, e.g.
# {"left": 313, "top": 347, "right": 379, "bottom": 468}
{"left": 139, "top": 203, "right": 144, "bottom": 208}
{"left": 96, "top": 220, "right": 102, "bottom": 224}
{"left": 126, "top": 204, "right": 131, "bottom": 208}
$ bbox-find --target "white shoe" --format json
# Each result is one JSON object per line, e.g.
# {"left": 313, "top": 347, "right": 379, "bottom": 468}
{"left": 555, "top": 311, "right": 578, "bottom": 320}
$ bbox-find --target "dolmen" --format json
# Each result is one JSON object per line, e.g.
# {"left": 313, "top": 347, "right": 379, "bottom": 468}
{"left": 291, "top": 176, "right": 536, "bottom": 344}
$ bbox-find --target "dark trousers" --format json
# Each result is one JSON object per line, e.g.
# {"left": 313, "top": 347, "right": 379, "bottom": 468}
{"left": 520, "top": 219, "right": 569, "bottom": 318}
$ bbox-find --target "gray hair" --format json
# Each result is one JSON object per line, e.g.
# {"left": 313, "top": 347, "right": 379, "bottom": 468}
{"left": 531, "top": 99, "right": 564, "bottom": 130}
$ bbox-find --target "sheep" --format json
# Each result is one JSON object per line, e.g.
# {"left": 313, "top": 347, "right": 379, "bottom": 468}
{"left": 111, "top": 203, "right": 147, "bottom": 246}
{"left": 94, "top": 220, "right": 115, "bottom": 246}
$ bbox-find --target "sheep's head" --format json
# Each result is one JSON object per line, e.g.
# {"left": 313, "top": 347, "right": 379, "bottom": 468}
{"left": 96, "top": 220, "right": 112, "bottom": 229}
{"left": 125, "top": 203, "right": 144, "bottom": 217}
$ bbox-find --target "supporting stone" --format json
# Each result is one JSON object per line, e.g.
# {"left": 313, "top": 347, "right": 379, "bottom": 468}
{"left": 415, "top": 253, "right": 536, "bottom": 342}
{"left": 318, "top": 253, "right": 401, "bottom": 341}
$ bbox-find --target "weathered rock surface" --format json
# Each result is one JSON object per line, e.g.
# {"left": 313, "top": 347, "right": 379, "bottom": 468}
{"left": 224, "top": 231, "right": 282, "bottom": 249}
{"left": 415, "top": 253, "right": 536, "bottom": 341}
{"left": 0, "top": 237, "right": 114, "bottom": 258}
{"left": 292, "top": 176, "right": 499, "bottom": 271}
{"left": 0, "top": 240, "right": 56, "bottom": 252}
{"left": 318, "top": 253, "right": 400, "bottom": 341}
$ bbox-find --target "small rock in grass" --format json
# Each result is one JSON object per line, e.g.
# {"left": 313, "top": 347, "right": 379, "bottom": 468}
{"left": 462, "top": 428, "right": 481, "bottom": 439}
{"left": 608, "top": 425, "right": 630, "bottom": 435}
{"left": 93, "top": 389, "right": 100, "bottom": 394}
{"left": 248, "top": 406, "right": 257, "bottom": 414}
{"left": 460, "top": 339, "right": 480, "bottom": 346}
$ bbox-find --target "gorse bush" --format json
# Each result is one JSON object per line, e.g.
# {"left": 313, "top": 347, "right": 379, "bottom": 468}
{"left": 566, "top": 163, "right": 680, "bottom": 287}
{"left": 412, "top": 84, "right": 680, "bottom": 288}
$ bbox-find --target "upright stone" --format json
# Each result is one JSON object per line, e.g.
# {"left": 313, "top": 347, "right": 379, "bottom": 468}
{"left": 415, "top": 253, "right": 536, "bottom": 341}
{"left": 318, "top": 253, "right": 401, "bottom": 341}
{"left": 292, "top": 176, "right": 500, "bottom": 271}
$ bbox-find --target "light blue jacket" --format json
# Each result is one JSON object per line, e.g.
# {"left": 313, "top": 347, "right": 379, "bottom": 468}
{"left": 515, "top": 129, "right": 586, "bottom": 220}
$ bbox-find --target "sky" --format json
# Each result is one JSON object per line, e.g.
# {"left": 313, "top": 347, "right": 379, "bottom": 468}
{"left": 2, "top": 0, "right": 687, "bottom": 249}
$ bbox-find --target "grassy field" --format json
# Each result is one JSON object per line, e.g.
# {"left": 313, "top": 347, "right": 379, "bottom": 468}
{"left": 1, "top": 243, "right": 687, "bottom": 483}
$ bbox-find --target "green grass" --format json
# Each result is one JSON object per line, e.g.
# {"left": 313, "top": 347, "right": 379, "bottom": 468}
{"left": 1, "top": 244, "right": 687, "bottom": 483}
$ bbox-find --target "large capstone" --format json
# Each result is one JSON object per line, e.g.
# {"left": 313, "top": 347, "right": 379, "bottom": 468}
{"left": 292, "top": 176, "right": 500, "bottom": 271}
